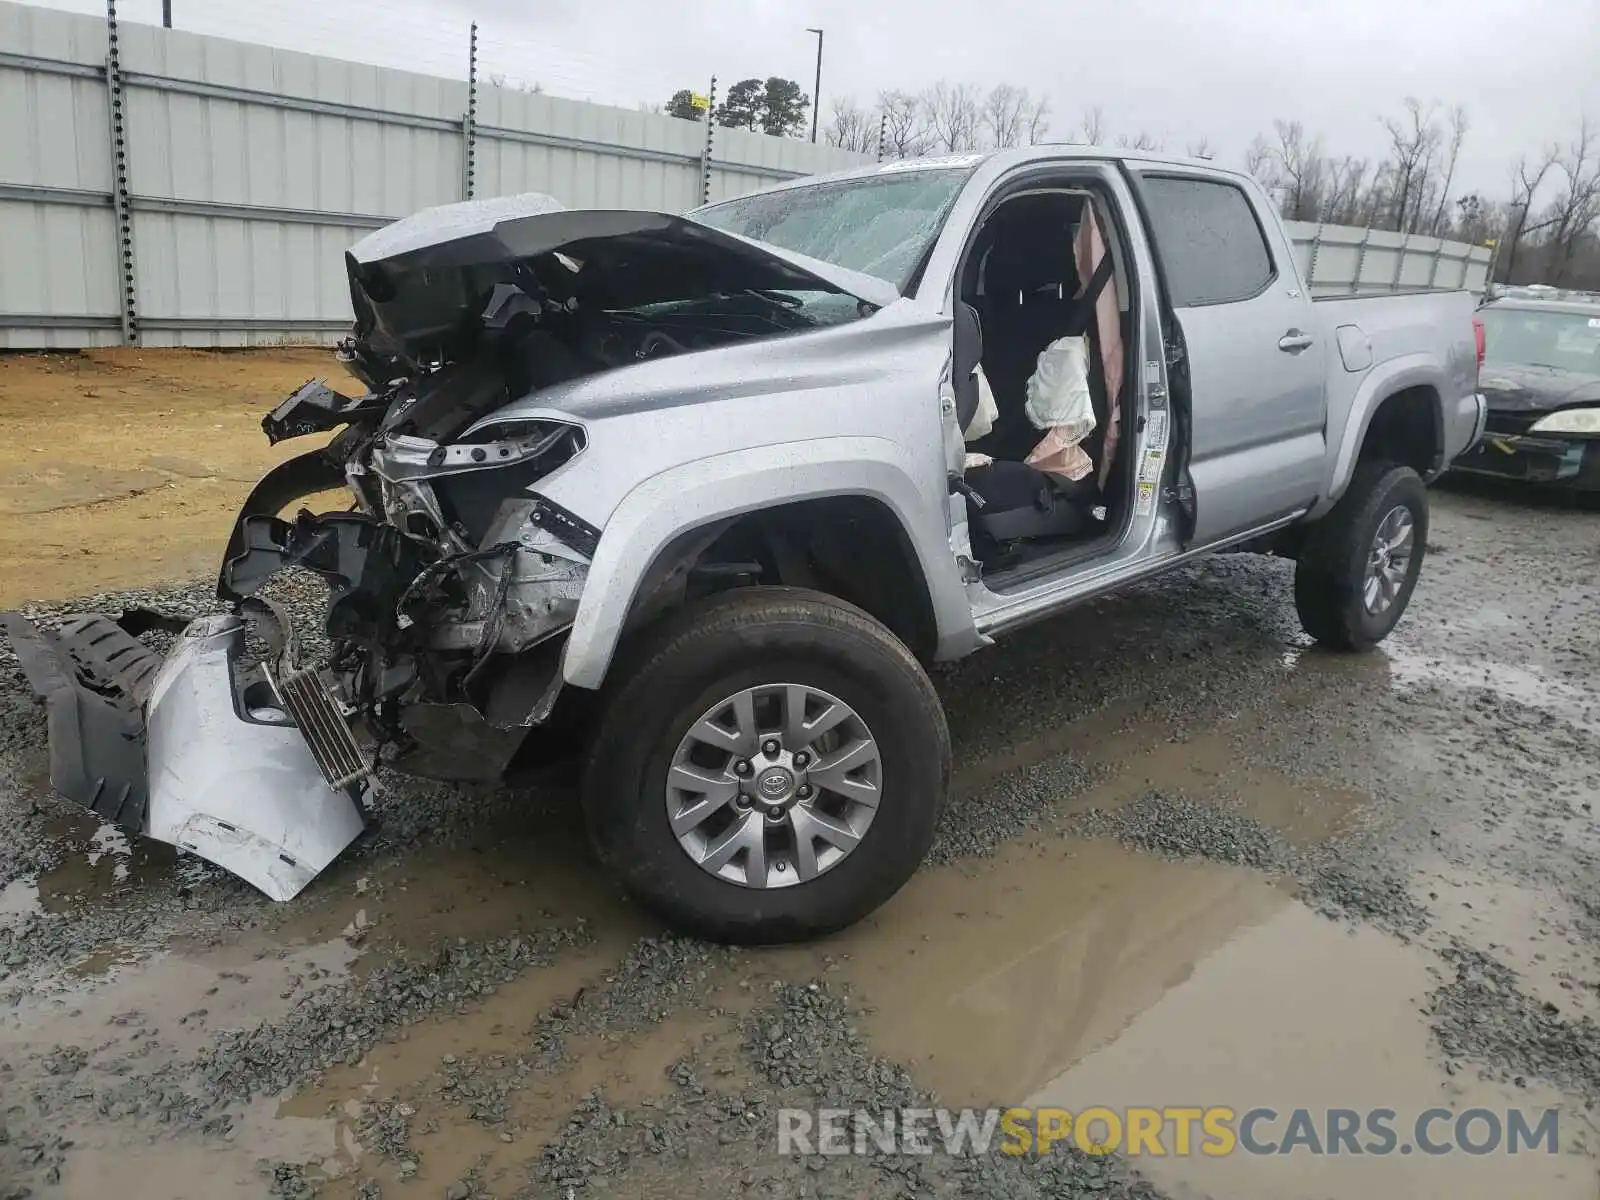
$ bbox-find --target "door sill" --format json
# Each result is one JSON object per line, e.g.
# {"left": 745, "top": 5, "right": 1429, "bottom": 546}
{"left": 981, "top": 528, "right": 1125, "bottom": 594}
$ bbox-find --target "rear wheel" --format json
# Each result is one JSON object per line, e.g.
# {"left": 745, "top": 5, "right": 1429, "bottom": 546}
{"left": 582, "top": 587, "right": 949, "bottom": 944}
{"left": 1294, "top": 461, "right": 1428, "bottom": 650}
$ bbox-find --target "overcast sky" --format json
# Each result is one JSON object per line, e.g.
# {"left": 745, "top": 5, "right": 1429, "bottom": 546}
{"left": 31, "top": 0, "right": 1600, "bottom": 199}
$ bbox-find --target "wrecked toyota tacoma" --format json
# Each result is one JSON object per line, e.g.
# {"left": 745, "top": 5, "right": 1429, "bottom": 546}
{"left": 3, "top": 150, "right": 1487, "bottom": 943}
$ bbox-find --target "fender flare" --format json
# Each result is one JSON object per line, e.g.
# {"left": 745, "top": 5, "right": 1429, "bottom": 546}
{"left": 560, "top": 436, "right": 976, "bottom": 689}
{"left": 1318, "top": 354, "right": 1445, "bottom": 517}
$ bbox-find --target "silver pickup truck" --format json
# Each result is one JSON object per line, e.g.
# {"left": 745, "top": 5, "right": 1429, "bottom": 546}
{"left": 3, "top": 148, "right": 1486, "bottom": 943}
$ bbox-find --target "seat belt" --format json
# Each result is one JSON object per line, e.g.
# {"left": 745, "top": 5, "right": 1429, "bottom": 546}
{"left": 1067, "top": 253, "right": 1115, "bottom": 333}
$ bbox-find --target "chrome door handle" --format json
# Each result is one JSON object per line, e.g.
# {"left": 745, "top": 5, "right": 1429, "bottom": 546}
{"left": 1278, "top": 331, "right": 1314, "bottom": 352}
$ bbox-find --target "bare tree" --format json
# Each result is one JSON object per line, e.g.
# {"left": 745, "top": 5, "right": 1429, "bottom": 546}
{"left": 1361, "top": 161, "right": 1399, "bottom": 227}
{"left": 1427, "top": 105, "right": 1469, "bottom": 235}
{"left": 1326, "top": 156, "right": 1371, "bottom": 225}
{"left": 924, "top": 81, "right": 981, "bottom": 153}
{"left": 1267, "top": 120, "right": 1329, "bottom": 221}
{"left": 978, "top": 84, "right": 1050, "bottom": 148}
{"left": 1453, "top": 193, "right": 1497, "bottom": 246}
{"left": 1547, "top": 117, "right": 1600, "bottom": 282}
{"left": 488, "top": 72, "right": 544, "bottom": 94}
{"left": 981, "top": 83, "right": 1026, "bottom": 148}
{"left": 1116, "top": 131, "right": 1162, "bottom": 152}
{"left": 1186, "top": 137, "right": 1215, "bottom": 161}
{"left": 1228, "top": 105, "right": 1600, "bottom": 287}
{"left": 877, "top": 89, "right": 931, "bottom": 160}
{"left": 1379, "top": 98, "right": 1441, "bottom": 233}
{"left": 824, "top": 97, "right": 875, "bottom": 153}
{"left": 1503, "top": 143, "right": 1561, "bottom": 279}
{"left": 1244, "top": 134, "right": 1273, "bottom": 184}
{"left": 1077, "top": 105, "right": 1106, "bottom": 146}
{"left": 1023, "top": 93, "right": 1052, "bottom": 145}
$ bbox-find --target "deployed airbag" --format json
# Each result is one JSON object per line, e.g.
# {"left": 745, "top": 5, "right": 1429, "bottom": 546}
{"left": 1023, "top": 335, "right": 1097, "bottom": 483}
{"left": 963, "top": 364, "right": 999, "bottom": 442}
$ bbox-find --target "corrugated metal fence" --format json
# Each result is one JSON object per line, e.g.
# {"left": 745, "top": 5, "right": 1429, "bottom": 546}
{"left": 0, "top": 0, "right": 872, "bottom": 349}
{"left": 1285, "top": 221, "right": 1492, "bottom": 297}
{"left": 0, "top": 1, "right": 1494, "bottom": 350}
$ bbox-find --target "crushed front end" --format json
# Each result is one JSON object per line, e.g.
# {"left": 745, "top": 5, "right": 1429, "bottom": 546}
{"left": 1, "top": 191, "right": 887, "bottom": 900}
{"left": 0, "top": 197, "right": 613, "bottom": 900}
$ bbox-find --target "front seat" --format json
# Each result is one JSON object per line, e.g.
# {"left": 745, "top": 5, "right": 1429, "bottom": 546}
{"left": 963, "top": 207, "right": 1100, "bottom": 547}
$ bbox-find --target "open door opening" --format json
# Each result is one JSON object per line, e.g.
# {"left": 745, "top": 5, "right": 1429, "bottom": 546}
{"left": 951, "top": 185, "right": 1138, "bottom": 579}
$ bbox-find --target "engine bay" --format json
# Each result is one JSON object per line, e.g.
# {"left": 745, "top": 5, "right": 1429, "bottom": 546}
{"left": 219, "top": 195, "right": 888, "bottom": 783}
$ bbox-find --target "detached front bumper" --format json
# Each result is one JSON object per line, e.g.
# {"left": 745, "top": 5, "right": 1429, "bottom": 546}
{"left": 1452, "top": 427, "right": 1600, "bottom": 489}
{"left": 1, "top": 606, "right": 368, "bottom": 901}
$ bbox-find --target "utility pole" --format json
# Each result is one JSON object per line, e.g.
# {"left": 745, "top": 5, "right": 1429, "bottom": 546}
{"left": 806, "top": 27, "right": 823, "bottom": 143}
{"left": 161, "top": 0, "right": 171, "bottom": 27}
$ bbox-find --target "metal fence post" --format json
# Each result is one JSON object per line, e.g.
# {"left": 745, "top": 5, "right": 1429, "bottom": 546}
{"left": 1307, "top": 224, "right": 1324, "bottom": 292}
{"left": 699, "top": 75, "right": 717, "bottom": 205}
{"left": 1390, "top": 232, "right": 1410, "bottom": 292}
{"left": 105, "top": 0, "right": 139, "bottom": 346}
{"left": 1426, "top": 240, "right": 1444, "bottom": 289}
{"left": 1351, "top": 228, "right": 1372, "bottom": 294}
{"left": 461, "top": 22, "right": 478, "bottom": 200}
{"left": 877, "top": 110, "right": 888, "bottom": 162}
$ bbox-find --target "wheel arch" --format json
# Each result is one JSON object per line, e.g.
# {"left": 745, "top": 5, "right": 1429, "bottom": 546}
{"left": 561, "top": 438, "right": 979, "bottom": 690}
{"left": 1316, "top": 357, "right": 1446, "bottom": 518}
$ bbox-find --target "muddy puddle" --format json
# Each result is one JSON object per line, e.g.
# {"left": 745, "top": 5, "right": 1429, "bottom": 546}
{"left": 0, "top": 714, "right": 1414, "bottom": 1198}
{"left": 1030, "top": 902, "right": 1597, "bottom": 1200}
{"left": 1382, "top": 640, "right": 1600, "bottom": 738}
{"left": 1409, "top": 856, "right": 1600, "bottom": 1020}
{"left": 27, "top": 820, "right": 1594, "bottom": 1200}
{"left": 6, "top": 677, "right": 1598, "bottom": 1199}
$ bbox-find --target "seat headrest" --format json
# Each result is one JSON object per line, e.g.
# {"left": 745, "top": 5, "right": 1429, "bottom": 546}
{"left": 982, "top": 198, "right": 1080, "bottom": 302}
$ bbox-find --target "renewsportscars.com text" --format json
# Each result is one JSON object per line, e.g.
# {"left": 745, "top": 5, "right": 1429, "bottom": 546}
{"left": 776, "top": 1106, "right": 1561, "bottom": 1158}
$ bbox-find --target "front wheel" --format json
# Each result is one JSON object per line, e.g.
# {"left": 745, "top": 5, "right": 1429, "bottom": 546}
{"left": 581, "top": 587, "right": 950, "bottom": 944}
{"left": 1294, "top": 461, "right": 1428, "bottom": 650}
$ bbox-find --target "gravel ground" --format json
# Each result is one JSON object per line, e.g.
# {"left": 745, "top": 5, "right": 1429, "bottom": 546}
{"left": 523, "top": 979, "right": 1165, "bottom": 1200}
{"left": 1429, "top": 940, "right": 1600, "bottom": 1100}
{"left": 1, "top": 479, "right": 1598, "bottom": 1199}
{"left": 1069, "top": 788, "right": 1431, "bottom": 936}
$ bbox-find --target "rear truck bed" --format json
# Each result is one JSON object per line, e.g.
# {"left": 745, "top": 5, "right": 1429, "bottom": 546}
{"left": 1, "top": 602, "right": 372, "bottom": 901}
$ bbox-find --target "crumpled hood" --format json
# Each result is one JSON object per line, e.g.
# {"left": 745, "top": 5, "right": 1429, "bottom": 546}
{"left": 349, "top": 193, "right": 899, "bottom": 306}
{"left": 343, "top": 192, "right": 899, "bottom": 371}
{"left": 1480, "top": 362, "right": 1600, "bottom": 413}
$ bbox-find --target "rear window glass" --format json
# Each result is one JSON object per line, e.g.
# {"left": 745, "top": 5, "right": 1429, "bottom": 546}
{"left": 1480, "top": 306, "right": 1600, "bottom": 373}
{"left": 1142, "top": 177, "right": 1275, "bottom": 306}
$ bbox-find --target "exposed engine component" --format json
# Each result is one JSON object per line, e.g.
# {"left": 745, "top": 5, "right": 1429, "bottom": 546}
{"left": 211, "top": 194, "right": 878, "bottom": 780}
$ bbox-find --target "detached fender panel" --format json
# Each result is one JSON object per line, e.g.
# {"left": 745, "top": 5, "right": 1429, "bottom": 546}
{"left": 1317, "top": 354, "right": 1446, "bottom": 517}
{"left": 561, "top": 436, "right": 974, "bottom": 690}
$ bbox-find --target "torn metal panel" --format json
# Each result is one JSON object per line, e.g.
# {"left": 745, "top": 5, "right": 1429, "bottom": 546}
{"left": 143, "top": 614, "right": 368, "bottom": 902}
{"left": 0, "top": 611, "right": 162, "bottom": 829}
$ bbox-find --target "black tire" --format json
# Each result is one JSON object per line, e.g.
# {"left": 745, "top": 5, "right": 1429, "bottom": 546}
{"left": 581, "top": 586, "right": 950, "bottom": 944}
{"left": 1294, "top": 460, "right": 1428, "bottom": 650}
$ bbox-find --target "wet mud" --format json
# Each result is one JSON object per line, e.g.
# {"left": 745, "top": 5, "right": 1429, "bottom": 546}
{"left": 1, "top": 357, "right": 1598, "bottom": 1199}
